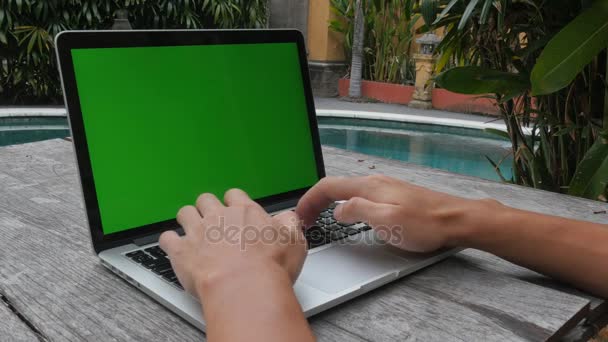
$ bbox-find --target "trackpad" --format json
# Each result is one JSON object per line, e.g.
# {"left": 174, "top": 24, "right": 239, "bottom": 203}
{"left": 298, "top": 244, "right": 407, "bottom": 294}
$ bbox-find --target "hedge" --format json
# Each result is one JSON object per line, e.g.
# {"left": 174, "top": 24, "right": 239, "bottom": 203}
{"left": 0, "top": 0, "right": 267, "bottom": 105}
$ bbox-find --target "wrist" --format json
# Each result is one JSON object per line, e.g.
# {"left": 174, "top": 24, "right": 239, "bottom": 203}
{"left": 195, "top": 258, "right": 290, "bottom": 302}
{"left": 442, "top": 198, "right": 513, "bottom": 248}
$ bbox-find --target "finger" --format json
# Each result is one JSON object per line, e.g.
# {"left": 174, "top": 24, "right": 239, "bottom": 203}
{"left": 274, "top": 210, "right": 305, "bottom": 245}
{"left": 196, "top": 193, "right": 224, "bottom": 217}
{"left": 296, "top": 176, "right": 389, "bottom": 226}
{"left": 159, "top": 230, "right": 182, "bottom": 257}
{"left": 334, "top": 197, "right": 397, "bottom": 225}
{"left": 224, "top": 188, "right": 263, "bottom": 210}
{"left": 273, "top": 210, "right": 302, "bottom": 230}
{"left": 176, "top": 205, "right": 203, "bottom": 236}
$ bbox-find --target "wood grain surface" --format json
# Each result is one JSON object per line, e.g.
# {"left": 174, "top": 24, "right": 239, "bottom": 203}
{"left": 0, "top": 139, "right": 606, "bottom": 341}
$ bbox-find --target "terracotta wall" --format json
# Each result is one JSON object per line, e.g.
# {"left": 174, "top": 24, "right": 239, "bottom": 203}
{"left": 338, "top": 79, "right": 414, "bottom": 105}
{"left": 338, "top": 78, "right": 499, "bottom": 115}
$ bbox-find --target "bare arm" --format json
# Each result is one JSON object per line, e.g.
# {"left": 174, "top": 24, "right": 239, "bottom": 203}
{"left": 296, "top": 175, "right": 608, "bottom": 298}
{"left": 198, "top": 261, "right": 313, "bottom": 342}
{"left": 160, "top": 189, "right": 315, "bottom": 342}
{"left": 460, "top": 203, "right": 608, "bottom": 298}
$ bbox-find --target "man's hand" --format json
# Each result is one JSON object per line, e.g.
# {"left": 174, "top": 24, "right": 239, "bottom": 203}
{"left": 296, "top": 175, "right": 491, "bottom": 253}
{"left": 159, "top": 188, "right": 307, "bottom": 295}
{"left": 159, "top": 189, "right": 314, "bottom": 342}
{"left": 298, "top": 175, "right": 608, "bottom": 299}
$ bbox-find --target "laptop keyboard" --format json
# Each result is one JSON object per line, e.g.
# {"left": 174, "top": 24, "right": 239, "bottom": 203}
{"left": 304, "top": 203, "right": 371, "bottom": 249}
{"left": 125, "top": 246, "right": 183, "bottom": 290}
{"left": 123, "top": 203, "right": 371, "bottom": 290}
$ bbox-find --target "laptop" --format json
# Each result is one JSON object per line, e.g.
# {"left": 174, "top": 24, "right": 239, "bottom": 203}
{"left": 55, "top": 29, "right": 458, "bottom": 331}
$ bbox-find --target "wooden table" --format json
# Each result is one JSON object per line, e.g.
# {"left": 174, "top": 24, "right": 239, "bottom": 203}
{"left": 1, "top": 139, "right": 607, "bottom": 342}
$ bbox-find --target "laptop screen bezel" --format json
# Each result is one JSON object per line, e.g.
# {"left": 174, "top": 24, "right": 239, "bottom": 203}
{"left": 55, "top": 30, "right": 326, "bottom": 254}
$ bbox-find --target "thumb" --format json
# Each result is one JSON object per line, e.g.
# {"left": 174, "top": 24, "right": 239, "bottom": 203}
{"left": 334, "top": 197, "right": 396, "bottom": 225}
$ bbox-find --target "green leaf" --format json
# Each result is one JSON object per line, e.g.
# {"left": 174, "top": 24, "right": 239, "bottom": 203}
{"left": 530, "top": 0, "right": 608, "bottom": 96}
{"left": 553, "top": 126, "right": 576, "bottom": 137}
{"left": 435, "top": 66, "right": 530, "bottom": 97}
{"left": 27, "top": 33, "right": 36, "bottom": 54}
{"left": 420, "top": 0, "right": 438, "bottom": 28}
{"left": 479, "top": 0, "right": 493, "bottom": 24}
{"left": 458, "top": 0, "right": 480, "bottom": 31}
{"left": 0, "top": 31, "right": 7, "bottom": 45}
{"left": 433, "top": 0, "right": 458, "bottom": 25}
{"left": 404, "top": 0, "right": 412, "bottom": 20}
{"left": 568, "top": 132, "right": 608, "bottom": 201}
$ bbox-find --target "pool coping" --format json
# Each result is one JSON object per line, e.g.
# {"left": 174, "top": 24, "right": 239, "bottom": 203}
{"left": 316, "top": 109, "right": 517, "bottom": 133}
{"left": 0, "top": 107, "right": 67, "bottom": 118}
{"left": 0, "top": 107, "right": 530, "bottom": 135}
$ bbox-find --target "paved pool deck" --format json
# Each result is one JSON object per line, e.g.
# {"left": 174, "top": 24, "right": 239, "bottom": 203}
{"left": 0, "top": 97, "right": 508, "bottom": 131}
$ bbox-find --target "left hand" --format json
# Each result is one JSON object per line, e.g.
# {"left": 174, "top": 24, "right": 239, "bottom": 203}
{"left": 159, "top": 189, "right": 308, "bottom": 296}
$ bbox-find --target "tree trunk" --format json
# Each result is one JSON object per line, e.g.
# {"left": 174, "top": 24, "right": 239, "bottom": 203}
{"left": 349, "top": 0, "right": 365, "bottom": 98}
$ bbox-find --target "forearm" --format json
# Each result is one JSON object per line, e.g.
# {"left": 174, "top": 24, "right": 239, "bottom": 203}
{"left": 197, "top": 261, "right": 315, "bottom": 342}
{"left": 454, "top": 200, "right": 608, "bottom": 298}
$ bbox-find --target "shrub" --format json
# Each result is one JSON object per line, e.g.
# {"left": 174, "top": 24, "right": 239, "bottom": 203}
{"left": 0, "top": 0, "right": 268, "bottom": 105}
{"left": 420, "top": 0, "right": 608, "bottom": 201}
{"left": 329, "top": 0, "right": 418, "bottom": 85}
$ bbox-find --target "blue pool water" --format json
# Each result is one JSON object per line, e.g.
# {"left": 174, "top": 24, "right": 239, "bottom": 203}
{"left": 318, "top": 117, "right": 513, "bottom": 182}
{"left": 0, "top": 117, "right": 70, "bottom": 147}
{"left": 1, "top": 116, "right": 513, "bottom": 182}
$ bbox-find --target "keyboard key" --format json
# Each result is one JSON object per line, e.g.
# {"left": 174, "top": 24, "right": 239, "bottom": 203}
{"left": 325, "top": 224, "right": 343, "bottom": 231}
{"left": 344, "top": 227, "right": 360, "bottom": 236}
{"left": 328, "top": 202, "right": 337, "bottom": 209}
{"left": 305, "top": 226, "right": 329, "bottom": 249}
{"left": 126, "top": 251, "right": 144, "bottom": 258}
{"left": 163, "top": 272, "right": 178, "bottom": 282}
{"left": 145, "top": 246, "right": 167, "bottom": 258}
{"left": 360, "top": 225, "right": 372, "bottom": 231}
{"left": 152, "top": 263, "right": 173, "bottom": 275}
{"left": 319, "top": 211, "right": 332, "bottom": 218}
{"left": 157, "top": 269, "right": 175, "bottom": 278}
{"left": 330, "top": 231, "right": 347, "bottom": 241}
{"left": 134, "top": 254, "right": 154, "bottom": 265}
{"left": 142, "top": 257, "right": 170, "bottom": 269}
{"left": 318, "top": 217, "right": 335, "bottom": 226}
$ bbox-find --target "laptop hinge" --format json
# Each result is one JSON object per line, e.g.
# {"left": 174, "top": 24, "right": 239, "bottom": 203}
{"left": 265, "top": 198, "right": 299, "bottom": 214}
{"left": 132, "top": 228, "right": 184, "bottom": 247}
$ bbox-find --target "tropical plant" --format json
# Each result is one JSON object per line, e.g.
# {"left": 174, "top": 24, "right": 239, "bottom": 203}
{"left": 330, "top": 0, "right": 418, "bottom": 87}
{"left": 420, "top": 0, "right": 608, "bottom": 201}
{"left": 0, "top": 0, "right": 268, "bottom": 105}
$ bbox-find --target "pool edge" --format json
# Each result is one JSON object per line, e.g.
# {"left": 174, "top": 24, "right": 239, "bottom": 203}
{"left": 316, "top": 109, "right": 531, "bottom": 135}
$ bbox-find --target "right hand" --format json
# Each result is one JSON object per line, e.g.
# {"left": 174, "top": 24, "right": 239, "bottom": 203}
{"left": 296, "top": 175, "right": 497, "bottom": 253}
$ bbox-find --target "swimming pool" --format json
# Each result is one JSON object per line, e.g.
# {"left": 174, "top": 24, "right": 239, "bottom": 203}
{"left": 0, "top": 117, "right": 70, "bottom": 147}
{"left": 318, "top": 117, "right": 513, "bottom": 182}
{"left": 0, "top": 115, "right": 512, "bottom": 182}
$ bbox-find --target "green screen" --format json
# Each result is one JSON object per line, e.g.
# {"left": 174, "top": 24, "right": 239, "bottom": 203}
{"left": 71, "top": 43, "right": 319, "bottom": 235}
